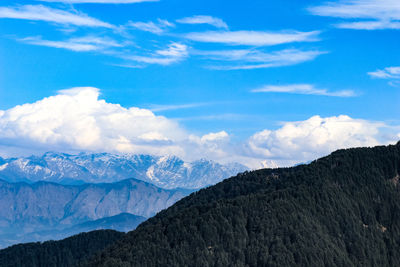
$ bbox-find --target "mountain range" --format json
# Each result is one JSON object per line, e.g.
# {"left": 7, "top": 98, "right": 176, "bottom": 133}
{"left": 1, "top": 142, "right": 400, "bottom": 266}
{"left": 0, "top": 178, "right": 189, "bottom": 248}
{"left": 0, "top": 152, "right": 247, "bottom": 189}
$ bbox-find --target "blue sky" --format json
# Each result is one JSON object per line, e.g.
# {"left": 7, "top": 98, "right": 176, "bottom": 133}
{"left": 0, "top": 0, "right": 399, "bottom": 167}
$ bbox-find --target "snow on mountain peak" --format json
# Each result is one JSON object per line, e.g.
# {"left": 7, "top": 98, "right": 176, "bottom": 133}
{"left": 0, "top": 152, "right": 248, "bottom": 189}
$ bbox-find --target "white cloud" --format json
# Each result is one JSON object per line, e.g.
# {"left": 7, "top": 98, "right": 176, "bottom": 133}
{"left": 368, "top": 66, "right": 400, "bottom": 86}
{"left": 336, "top": 20, "right": 400, "bottom": 30}
{"left": 177, "top": 113, "right": 251, "bottom": 121}
{"left": 39, "top": 0, "right": 158, "bottom": 3}
{"left": 0, "top": 88, "right": 398, "bottom": 168}
{"left": 368, "top": 66, "right": 400, "bottom": 79}
{"left": 198, "top": 49, "right": 326, "bottom": 70}
{"left": 127, "top": 19, "right": 174, "bottom": 34}
{"left": 0, "top": 87, "right": 187, "bottom": 156}
{"left": 245, "top": 115, "right": 398, "bottom": 166}
{"left": 149, "top": 103, "right": 208, "bottom": 112}
{"left": 309, "top": 0, "right": 400, "bottom": 30}
{"left": 0, "top": 87, "right": 238, "bottom": 164}
{"left": 185, "top": 30, "right": 320, "bottom": 46}
{"left": 200, "top": 131, "right": 229, "bottom": 142}
{"left": 19, "top": 35, "right": 123, "bottom": 52}
{"left": 251, "top": 84, "right": 355, "bottom": 97}
{"left": 126, "top": 42, "right": 188, "bottom": 65}
{"left": 176, "top": 15, "right": 228, "bottom": 29}
{"left": 0, "top": 5, "right": 113, "bottom": 28}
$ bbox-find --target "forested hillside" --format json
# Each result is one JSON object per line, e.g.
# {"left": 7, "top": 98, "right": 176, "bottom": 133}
{"left": 87, "top": 142, "right": 400, "bottom": 266}
{"left": 0, "top": 230, "right": 124, "bottom": 267}
{"left": 1, "top": 142, "right": 400, "bottom": 266}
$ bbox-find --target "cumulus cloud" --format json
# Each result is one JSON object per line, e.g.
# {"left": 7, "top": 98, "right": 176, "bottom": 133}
{"left": 0, "top": 87, "right": 186, "bottom": 156}
{"left": 0, "top": 88, "right": 397, "bottom": 168}
{"left": 309, "top": 0, "right": 400, "bottom": 30}
{"left": 251, "top": 84, "right": 355, "bottom": 97}
{"left": 0, "top": 5, "right": 113, "bottom": 28}
{"left": 245, "top": 115, "right": 398, "bottom": 166}
{"left": 0, "top": 88, "right": 237, "bottom": 164}
{"left": 185, "top": 30, "right": 320, "bottom": 46}
{"left": 176, "top": 15, "right": 228, "bottom": 29}
{"left": 200, "top": 131, "right": 229, "bottom": 142}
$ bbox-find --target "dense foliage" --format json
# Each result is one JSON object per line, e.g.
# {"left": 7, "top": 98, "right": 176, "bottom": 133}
{"left": 0, "top": 230, "right": 124, "bottom": 267}
{"left": 1, "top": 142, "right": 400, "bottom": 267}
{"left": 86, "top": 142, "right": 400, "bottom": 267}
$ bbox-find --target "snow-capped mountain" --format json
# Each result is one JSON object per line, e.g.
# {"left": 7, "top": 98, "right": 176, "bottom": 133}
{"left": 0, "top": 152, "right": 247, "bottom": 189}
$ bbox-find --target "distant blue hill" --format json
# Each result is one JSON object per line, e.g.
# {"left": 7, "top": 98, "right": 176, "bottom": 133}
{"left": 0, "top": 178, "right": 188, "bottom": 248}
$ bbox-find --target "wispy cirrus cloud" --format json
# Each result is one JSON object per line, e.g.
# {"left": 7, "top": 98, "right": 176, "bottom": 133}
{"left": 176, "top": 113, "right": 252, "bottom": 122}
{"left": 176, "top": 15, "right": 228, "bottom": 29}
{"left": 251, "top": 84, "right": 356, "bottom": 97}
{"left": 368, "top": 66, "right": 400, "bottom": 86}
{"left": 309, "top": 0, "right": 400, "bottom": 30}
{"left": 39, "top": 0, "right": 158, "bottom": 3}
{"left": 125, "top": 42, "right": 188, "bottom": 65}
{"left": 202, "top": 49, "right": 326, "bottom": 70}
{"left": 0, "top": 5, "right": 113, "bottom": 28}
{"left": 368, "top": 66, "right": 400, "bottom": 79}
{"left": 127, "top": 19, "right": 174, "bottom": 34}
{"left": 19, "top": 35, "right": 123, "bottom": 52}
{"left": 149, "top": 103, "right": 209, "bottom": 112}
{"left": 185, "top": 30, "right": 320, "bottom": 46}
{"left": 0, "top": 4, "right": 322, "bottom": 70}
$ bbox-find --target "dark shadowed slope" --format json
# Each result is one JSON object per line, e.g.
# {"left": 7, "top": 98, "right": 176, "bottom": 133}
{"left": 0, "top": 230, "right": 124, "bottom": 267}
{"left": 85, "top": 142, "right": 400, "bottom": 267}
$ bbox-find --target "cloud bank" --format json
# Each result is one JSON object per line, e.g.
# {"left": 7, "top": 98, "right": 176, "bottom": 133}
{"left": 245, "top": 115, "right": 396, "bottom": 166}
{"left": 0, "top": 88, "right": 397, "bottom": 168}
{"left": 0, "top": 87, "right": 186, "bottom": 156}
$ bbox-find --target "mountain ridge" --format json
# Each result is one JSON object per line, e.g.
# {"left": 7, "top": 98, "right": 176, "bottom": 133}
{"left": 0, "top": 152, "right": 247, "bottom": 189}
{"left": 0, "top": 178, "right": 189, "bottom": 248}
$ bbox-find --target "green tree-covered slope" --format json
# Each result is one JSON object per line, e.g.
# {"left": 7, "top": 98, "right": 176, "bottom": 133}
{"left": 0, "top": 230, "right": 124, "bottom": 267}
